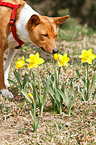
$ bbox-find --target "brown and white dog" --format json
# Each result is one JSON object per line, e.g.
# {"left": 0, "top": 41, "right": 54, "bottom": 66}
{"left": 0, "top": 0, "right": 69, "bottom": 97}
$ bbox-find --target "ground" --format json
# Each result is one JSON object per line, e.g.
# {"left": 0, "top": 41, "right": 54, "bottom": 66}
{"left": 0, "top": 18, "right": 96, "bottom": 144}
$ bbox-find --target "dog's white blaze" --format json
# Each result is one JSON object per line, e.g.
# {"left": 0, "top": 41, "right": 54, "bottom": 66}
{"left": 8, "top": 4, "right": 39, "bottom": 48}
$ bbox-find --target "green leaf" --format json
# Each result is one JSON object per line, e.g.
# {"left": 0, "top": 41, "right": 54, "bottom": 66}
{"left": 37, "top": 67, "right": 41, "bottom": 96}
{"left": 89, "top": 71, "right": 96, "bottom": 96}
{"left": 57, "top": 89, "right": 67, "bottom": 105}
{"left": 29, "top": 69, "right": 32, "bottom": 78}
{"left": 41, "top": 76, "right": 51, "bottom": 116}
{"left": 76, "top": 70, "right": 84, "bottom": 87}
{"left": 30, "top": 109, "right": 40, "bottom": 132}
{"left": 47, "top": 70, "right": 54, "bottom": 82}
{"left": 8, "top": 79, "right": 20, "bottom": 88}
{"left": 92, "top": 88, "right": 96, "bottom": 102}
{"left": 87, "top": 78, "right": 90, "bottom": 100}
{"left": 14, "top": 70, "right": 22, "bottom": 88}
{"left": 23, "top": 117, "right": 30, "bottom": 123}
{"left": 42, "top": 76, "right": 51, "bottom": 106}
{"left": 32, "top": 82, "right": 38, "bottom": 103}
{"left": 70, "top": 80, "right": 73, "bottom": 98}
{"left": 30, "top": 110, "right": 35, "bottom": 122}
{"left": 32, "top": 69, "right": 35, "bottom": 83}
{"left": 26, "top": 77, "right": 33, "bottom": 88}
{"left": 79, "top": 87, "right": 86, "bottom": 101}
{"left": 71, "top": 87, "right": 78, "bottom": 107}
{"left": 68, "top": 81, "right": 73, "bottom": 109}
{"left": 36, "top": 117, "right": 40, "bottom": 131}
{"left": 61, "top": 79, "right": 66, "bottom": 93}
{"left": 23, "top": 73, "right": 27, "bottom": 89}
{"left": 83, "top": 76, "right": 86, "bottom": 89}
{"left": 54, "top": 88, "right": 60, "bottom": 102}
{"left": 64, "top": 85, "right": 68, "bottom": 102}
{"left": 49, "top": 87, "right": 59, "bottom": 106}
{"left": 21, "top": 89, "right": 33, "bottom": 104}
{"left": 72, "top": 81, "right": 78, "bottom": 87}
{"left": 61, "top": 80, "right": 68, "bottom": 99}
{"left": 48, "top": 87, "right": 55, "bottom": 97}
{"left": 54, "top": 66, "right": 58, "bottom": 87}
{"left": 58, "top": 67, "right": 61, "bottom": 79}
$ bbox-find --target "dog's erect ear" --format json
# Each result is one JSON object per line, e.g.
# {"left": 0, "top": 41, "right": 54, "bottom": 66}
{"left": 53, "top": 15, "right": 69, "bottom": 26}
{"left": 28, "top": 14, "right": 40, "bottom": 29}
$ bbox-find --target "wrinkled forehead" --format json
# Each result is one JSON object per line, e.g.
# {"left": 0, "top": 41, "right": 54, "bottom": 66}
{"left": 40, "top": 16, "right": 57, "bottom": 34}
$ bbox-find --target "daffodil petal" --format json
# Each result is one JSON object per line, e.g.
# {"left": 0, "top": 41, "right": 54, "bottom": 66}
{"left": 87, "top": 59, "right": 92, "bottom": 64}
{"left": 64, "top": 53, "right": 67, "bottom": 57}
{"left": 35, "top": 52, "right": 39, "bottom": 58}
{"left": 88, "top": 49, "right": 92, "bottom": 54}
{"left": 90, "top": 54, "right": 96, "bottom": 60}
{"left": 16, "top": 57, "right": 25, "bottom": 68}
{"left": 29, "top": 54, "right": 34, "bottom": 58}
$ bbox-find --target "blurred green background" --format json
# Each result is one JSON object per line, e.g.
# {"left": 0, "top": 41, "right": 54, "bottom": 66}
{"left": 25, "top": 0, "right": 96, "bottom": 29}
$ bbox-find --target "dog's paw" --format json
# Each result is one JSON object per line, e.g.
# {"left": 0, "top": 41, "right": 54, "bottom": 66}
{"left": 0, "top": 89, "right": 14, "bottom": 98}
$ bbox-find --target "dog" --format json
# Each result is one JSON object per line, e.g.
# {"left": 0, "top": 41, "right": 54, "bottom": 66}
{"left": 0, "top": 0, "right": 69, "bottom": 97}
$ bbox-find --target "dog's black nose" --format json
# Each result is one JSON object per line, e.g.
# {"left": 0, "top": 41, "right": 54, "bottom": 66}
{"left": 53, "top": 49, "right": 58, "bottom": 54}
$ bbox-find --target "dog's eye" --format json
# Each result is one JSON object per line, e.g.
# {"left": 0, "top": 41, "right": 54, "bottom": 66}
{"left": 42, "top": 34, "right": 48, "bottom": 37}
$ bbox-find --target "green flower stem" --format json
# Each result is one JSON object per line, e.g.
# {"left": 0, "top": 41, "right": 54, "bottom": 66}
{"left": 37, "top": 67, "right": 41, "bottom": 100}
{"left": 86, "top": 63, "right": 89, "bottom": 101}
{"left": 32, "top": 68, "right": 35, "bottom": 83}
{"left": 68, "top": 109, "right": 70, "bottom": 116}
{"left": 53, "top": 100, "right": 57, "bottom": 113}
{"left": 37, "top": 67, "right": 42, "bottom": 117}
{"left": 54, "top": 102, "right": 56, "bottom": 113}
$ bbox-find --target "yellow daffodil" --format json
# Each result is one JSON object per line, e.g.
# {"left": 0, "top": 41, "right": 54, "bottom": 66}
{"left": 59, "top": 53, "right": 70, "bottom": 67}
{"left": 16, "top": 56, "right": 25, "bottom": 68}
{"left": 28, "top": 93, "right": 34, "bottom": 103}
{"left": 79, "top": 49, "right": 96, "bottom": 64}
{"left": 54, "top": 53, "right": 62, "bottom": 62}
{"left": 26, "top": 52, "right": 44, "bottom": 68}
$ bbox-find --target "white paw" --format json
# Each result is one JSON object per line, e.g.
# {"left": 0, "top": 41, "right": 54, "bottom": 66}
{"left": 1, "top": 89, "right": 14, "bottom": 98}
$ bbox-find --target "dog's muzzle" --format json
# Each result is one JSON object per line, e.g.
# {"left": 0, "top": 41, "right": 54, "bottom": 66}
{"left": 40, "top": 47, "right": 46, "bottom": 52}
{"left": 40, "top": 47, "right": 58, "bottom": 54}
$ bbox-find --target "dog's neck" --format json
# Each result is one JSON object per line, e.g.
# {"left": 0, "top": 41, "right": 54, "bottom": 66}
{"left": 16, "top": 4, "right": 39, "bottom": 42}
{"left": 8, "top": 4, "right": 39, "bottom": 48}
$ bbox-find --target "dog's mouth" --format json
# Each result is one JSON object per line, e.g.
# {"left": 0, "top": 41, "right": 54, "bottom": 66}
{"left": 40, "top": 47, "right": 46, "bottom": 52}
{"left": 40, "top": 47, "right": 53, "bottom": 54}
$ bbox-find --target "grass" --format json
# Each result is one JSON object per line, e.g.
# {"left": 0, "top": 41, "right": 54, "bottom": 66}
{"left": 0, "top": 17, "right": 96, "bottom": 144}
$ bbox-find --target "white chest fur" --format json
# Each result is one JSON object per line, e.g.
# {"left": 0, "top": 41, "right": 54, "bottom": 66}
{"left": 8, "top": 4, "right": 39, "bottom": 48}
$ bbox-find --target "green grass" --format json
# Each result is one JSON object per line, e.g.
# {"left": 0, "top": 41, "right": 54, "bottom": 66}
{"left": 0, "top": 17, "right": 96, "bottom": 144}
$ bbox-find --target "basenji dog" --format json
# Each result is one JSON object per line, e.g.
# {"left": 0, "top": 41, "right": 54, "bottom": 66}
{"left": 0, "top": 0, "right": 69, "bottom": 97}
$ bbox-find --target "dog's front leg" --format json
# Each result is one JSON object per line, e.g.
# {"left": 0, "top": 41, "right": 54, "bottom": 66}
{"left": 0, "top": 48, "right": 18, "bottom": 98}
{"left": 0, "top": 49, "right": 6, "bottom": 90}
{"left": 4, "top": 48, "right": 18, "bottom": 87}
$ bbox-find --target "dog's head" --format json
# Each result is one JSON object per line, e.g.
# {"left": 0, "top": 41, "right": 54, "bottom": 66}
{"left": 27, "top": 14, "right": 69, "bottom": 54}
